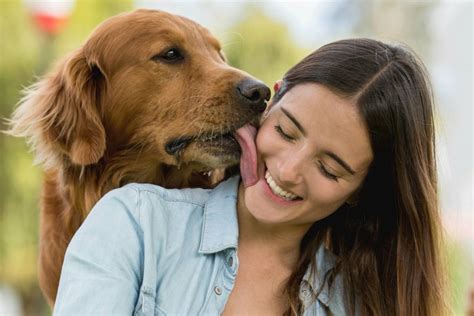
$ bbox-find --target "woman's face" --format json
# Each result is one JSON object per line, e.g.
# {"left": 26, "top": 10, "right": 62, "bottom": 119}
{"left": 242, "top": 83, "right": 373, "bottom": 226}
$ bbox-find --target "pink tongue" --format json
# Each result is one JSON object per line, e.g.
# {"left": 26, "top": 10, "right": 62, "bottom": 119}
{"left": 234, "top": 124, "right": 258, "bottom": 187}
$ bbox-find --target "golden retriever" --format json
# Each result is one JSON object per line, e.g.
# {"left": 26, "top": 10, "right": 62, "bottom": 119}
{"left": 8, "top": 9, "right": 269, "bottom": 306}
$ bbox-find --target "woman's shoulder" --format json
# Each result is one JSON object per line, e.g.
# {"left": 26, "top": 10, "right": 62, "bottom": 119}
{"left": 90, "top": 176, "right": 240, "bottom": 229}
{"left": 122, "top": 182, "right": 211, "bottom": 206}
{"left": 68, "top": 181, "right": 226, "bottom": 264}
{"left": 88, "top": 183, "right": 211, "bottom": 230}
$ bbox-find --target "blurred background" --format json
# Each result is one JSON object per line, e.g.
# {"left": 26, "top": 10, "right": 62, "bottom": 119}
{"left": 0, "top": 0, "right": 472, "bottom": 315}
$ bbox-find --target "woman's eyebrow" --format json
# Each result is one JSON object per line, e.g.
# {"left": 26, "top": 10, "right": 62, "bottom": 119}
{"left": 281, "top": 107, "right": 356, "bottom": 175}
{"left": 281, "top": 107, "right": 306, "bottom": 136}
{"left": 324, "top": 151, "right": 356, "bottom": 175}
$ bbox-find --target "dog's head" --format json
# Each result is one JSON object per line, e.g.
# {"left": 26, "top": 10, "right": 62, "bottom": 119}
{"left": 9, "top": 9, "right": 269, "bottom": 177}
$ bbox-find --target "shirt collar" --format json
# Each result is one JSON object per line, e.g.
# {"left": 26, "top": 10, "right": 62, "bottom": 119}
{"left": 198, "top": 176, "right": 240, "bottom": 254}
{"left": 198, "top": 176, "right": 347, "bottom": 313}
{"left": 302, "top": 245, "right": 346, "bottom": 314}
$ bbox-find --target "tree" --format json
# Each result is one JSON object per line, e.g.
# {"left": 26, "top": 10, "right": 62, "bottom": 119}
{"left": 223, "top": 6, "right": 307, "bottom": 88}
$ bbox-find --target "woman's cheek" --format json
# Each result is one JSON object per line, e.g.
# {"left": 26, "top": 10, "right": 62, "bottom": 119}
{"left": 310, "top": 176, "right": 351, "bottom": 209}
{"left": 255, "top": 124, "right": 275, "bottom": 153}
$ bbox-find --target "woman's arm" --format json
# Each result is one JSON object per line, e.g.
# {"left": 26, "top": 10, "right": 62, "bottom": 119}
{"left": 53, "top": 186, "right": 144, "bottom": 315}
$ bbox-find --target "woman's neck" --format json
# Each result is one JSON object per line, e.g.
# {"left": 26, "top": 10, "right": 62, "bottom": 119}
{"left": 236, "top": 182, "right": 311, "bottom": 269}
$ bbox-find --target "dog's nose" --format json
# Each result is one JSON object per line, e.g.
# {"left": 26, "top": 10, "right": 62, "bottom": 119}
{"left": 237, "top": 79, "right": 271, "bottom": 113}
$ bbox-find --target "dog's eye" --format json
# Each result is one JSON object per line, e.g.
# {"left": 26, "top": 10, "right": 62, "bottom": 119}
{"left": 152, "top": 48, "right": 184, "bottom": 63}
{"left": 164, "top": 49, "right": 182, "bottom": 60}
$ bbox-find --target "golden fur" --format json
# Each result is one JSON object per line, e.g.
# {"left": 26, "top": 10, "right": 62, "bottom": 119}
{"left": 8, "top": 9, "right": 269, "bottom": 305}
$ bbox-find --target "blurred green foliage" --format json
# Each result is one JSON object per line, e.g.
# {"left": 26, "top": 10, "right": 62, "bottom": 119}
{"left": 447, "top": 239, "right": 472, "bottom": 315}
{"left": 0, "top": 1, "right": 134, "bottom": 313}
{"left": 223, "top": 5, "right": 308, "bottom": 87}
{"left": 0, "top": 1, "right": 471, "bottom": 315}
{"left": 1, "top": 1, "right": 46, "bottom": 313}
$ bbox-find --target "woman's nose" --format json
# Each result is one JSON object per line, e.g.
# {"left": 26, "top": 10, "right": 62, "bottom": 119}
{"left": 277, "top": 156, "right": 304, "bottom": 185}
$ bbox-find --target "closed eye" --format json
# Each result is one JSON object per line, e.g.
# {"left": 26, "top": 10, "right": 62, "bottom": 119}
{"left": 274, "top": 125, "right": 295, "bottom": 142}
{"left": 318, "top": 161, "right": 339, "bottom": 181}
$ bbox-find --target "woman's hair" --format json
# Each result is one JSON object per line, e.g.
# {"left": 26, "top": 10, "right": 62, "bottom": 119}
{"left": 276, "top": 39, "right": 447, "bottom": 316}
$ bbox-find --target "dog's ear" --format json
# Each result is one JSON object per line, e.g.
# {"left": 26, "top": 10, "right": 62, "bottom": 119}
{"left": 8, "top": 48, "right": 107, "bottom": 167}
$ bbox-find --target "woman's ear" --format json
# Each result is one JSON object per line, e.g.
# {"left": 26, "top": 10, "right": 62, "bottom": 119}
{"left": 346, "top": 186, "right": 362, "bottom": 207}
{"left": 260, "top": 79, "right": 283, "bottom": 123}
{"left": 273, "top": 79, "right": 283, "bottom": 94}
{"left": 8, "top": 48, "right": 107, "bottom": 168}
{"left": 260, "top": 100, "right": 273, "bottom": 125}
{"left": 346, "top": 195, "right": 358, "bottom": 208}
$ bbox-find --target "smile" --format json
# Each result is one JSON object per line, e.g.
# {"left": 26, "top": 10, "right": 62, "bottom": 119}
{"left": 264, "top": 170, "right": 301, "bottom": 201}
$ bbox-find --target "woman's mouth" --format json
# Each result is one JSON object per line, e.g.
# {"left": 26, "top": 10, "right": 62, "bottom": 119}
{"left": 234, "top": 123, "right": 303, "bottom": 203}
{"left": 262, "top": 168, "right": 303, "bottom": 202}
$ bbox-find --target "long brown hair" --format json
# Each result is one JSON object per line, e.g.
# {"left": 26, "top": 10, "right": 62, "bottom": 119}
{"left": 277, "top": 39, "right": 447, "bottom": 315}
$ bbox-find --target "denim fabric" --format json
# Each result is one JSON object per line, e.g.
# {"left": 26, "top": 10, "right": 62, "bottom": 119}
{"left": 54, "top": 176, "right": 346, "bottom": 315}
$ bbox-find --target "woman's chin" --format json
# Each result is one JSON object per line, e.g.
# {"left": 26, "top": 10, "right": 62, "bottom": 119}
{"left": 242, "top": 172, "right": 304, "bottom": 226}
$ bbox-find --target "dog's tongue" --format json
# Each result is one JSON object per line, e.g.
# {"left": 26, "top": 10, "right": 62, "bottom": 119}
{"left": 234, "top": 124, "right": 258, "bottom": 187}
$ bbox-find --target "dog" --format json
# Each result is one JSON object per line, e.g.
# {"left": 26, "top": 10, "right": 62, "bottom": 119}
{"left": 8, "top": 9, "right": 269, "bottom": 306}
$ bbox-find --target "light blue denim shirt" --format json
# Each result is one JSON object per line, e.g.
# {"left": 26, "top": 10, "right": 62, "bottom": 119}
{"left": 54, "top": 176, "right": 347, "bottom": 315}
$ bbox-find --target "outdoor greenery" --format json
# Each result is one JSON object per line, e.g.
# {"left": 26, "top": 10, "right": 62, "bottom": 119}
{"left": 0, "top": 1, "right": 470, "bottom": 315}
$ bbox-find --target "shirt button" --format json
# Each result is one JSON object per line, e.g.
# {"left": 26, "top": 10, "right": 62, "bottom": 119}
{"left": 300, "top": 280, "right": 312, "bottom": 299}
{"left": 227, "top": 256, "right": 233, "bottom": 267}
{"left": 214, "top": 286, "right": 222, "bottom": 295}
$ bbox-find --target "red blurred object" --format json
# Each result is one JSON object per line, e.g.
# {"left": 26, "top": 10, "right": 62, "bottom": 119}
{"left": 32, "top": 13, "right": 69, "bottom": 35}
{"left": 24, "top": 0, "right": 75, "bottom": 35}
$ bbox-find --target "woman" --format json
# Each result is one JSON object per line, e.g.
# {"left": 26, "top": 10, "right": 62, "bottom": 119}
{"left": 53, "top": 38, "right": 447, "bottom": 315}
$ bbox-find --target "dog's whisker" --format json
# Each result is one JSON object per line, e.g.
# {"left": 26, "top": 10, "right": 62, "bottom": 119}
{"left": 79, "top": 166, "right": 86, "bottom": 181}
{"left": 133, "top": 141, "right": 148, "bottom": 165}
{"left": 197, "top": 122, "right": 205, "bottom": 140}
{"left": 221, "top": 31, "right": 244, "bottom": 43}
{"left": 219, "top": 126, "right": 223, "bottom": 152}
{"left": 161, "top": 93, "right": 209, "bottom": 111}
{"left": 221, "top": 40, "right": 243, "bottom": 48}
{"left": 188, "top": 95, "right": 209, "bottom": 101}
{"left": 211, "top": 126, "right": 216, "bottom": 142}
{"left": 184, "top": 115, "right": 206, "bottom": 137}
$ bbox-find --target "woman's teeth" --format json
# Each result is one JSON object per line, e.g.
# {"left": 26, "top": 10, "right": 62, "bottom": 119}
{"left": 264, "top": 171, "right": 299, "bottom": 201}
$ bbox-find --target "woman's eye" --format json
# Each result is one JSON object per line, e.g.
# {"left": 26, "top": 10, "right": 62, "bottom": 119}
{"left": 318, "top": 161, "right": 339, "bottom": 182}
{"left": 152, "top": 48, "right": 184, "bottom": 63}
{"left": 274, "top": 125, "right": 295, "bottom": 141}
